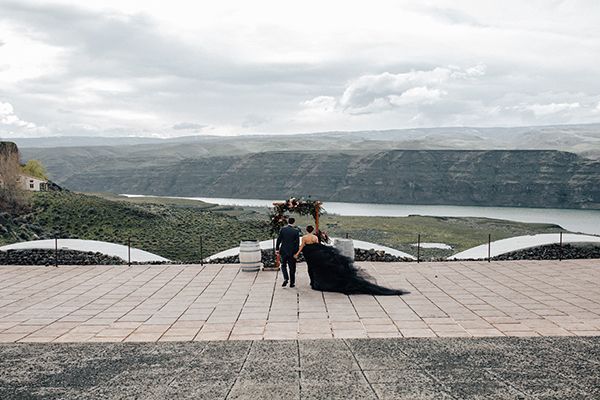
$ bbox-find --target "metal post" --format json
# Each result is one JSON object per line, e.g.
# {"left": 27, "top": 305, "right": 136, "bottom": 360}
{"left": 346, "top": 232, "right": 349, "bottom": 239}
{"left": 488, "top": 234, "right": 491, "bottom": 263}
{"left": 559, "top": 232, "right": 563, "bottom": 261}
{"left": 417, "top": 234, "right": 421, "bottom": 263}
{"left": 54, "top": 238, "right": 58, "bottom": 267}
{"left": 200, "top": 236, "right": 204, "bottom": 266}
{"left": 128, "top": 237, "right": 131, "bottom": 267}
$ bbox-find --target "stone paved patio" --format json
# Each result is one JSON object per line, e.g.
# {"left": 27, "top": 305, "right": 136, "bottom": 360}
{"left": 1, "top": 337, "right": 598, "bottom": 399}
{"left": 0, "top": 260, "right": 599, "bottom": 343}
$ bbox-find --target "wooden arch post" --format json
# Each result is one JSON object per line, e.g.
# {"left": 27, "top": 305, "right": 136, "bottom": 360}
{"left": 314, "top": 201, "right": 321, "bottom": 232}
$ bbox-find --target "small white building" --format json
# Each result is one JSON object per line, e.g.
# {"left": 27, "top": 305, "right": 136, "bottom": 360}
{"left": 18, "top": 174, "right": 48, "bottom": 191}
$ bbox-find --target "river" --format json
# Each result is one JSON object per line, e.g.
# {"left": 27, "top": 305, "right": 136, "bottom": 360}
{"left": 122, "top": 195, "right": 600, "bottom": 235}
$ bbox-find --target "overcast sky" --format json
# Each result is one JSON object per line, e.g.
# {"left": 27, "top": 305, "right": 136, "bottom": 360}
{"left": 1, "top": 0, "right": 600, "bottom": 138}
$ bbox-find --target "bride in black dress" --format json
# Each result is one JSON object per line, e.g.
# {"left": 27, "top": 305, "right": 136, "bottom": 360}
{"left": 294, "top": 226, "right": 407, "bottom": 295}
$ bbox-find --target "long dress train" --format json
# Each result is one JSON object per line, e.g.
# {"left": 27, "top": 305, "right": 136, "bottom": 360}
{"left": 302, "top": 243, "right": 407, "bottom": 295}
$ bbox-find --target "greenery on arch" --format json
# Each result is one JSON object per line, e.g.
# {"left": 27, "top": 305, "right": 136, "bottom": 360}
{"left": 269, "top": 197, "right": 323, "bottom": 235}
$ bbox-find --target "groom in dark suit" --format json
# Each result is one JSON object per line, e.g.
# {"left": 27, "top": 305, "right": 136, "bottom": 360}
{"left": 276, "top": 217, "right": 301, "bottom": 287}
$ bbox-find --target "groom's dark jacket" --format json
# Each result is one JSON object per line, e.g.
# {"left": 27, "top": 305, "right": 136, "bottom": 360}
{"left": 276, "top": 225, "right": 301, "bottom": 257}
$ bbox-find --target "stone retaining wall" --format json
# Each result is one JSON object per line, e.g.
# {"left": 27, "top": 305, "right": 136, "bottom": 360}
{"left": 207, "top": 248, "right": 412, "bottom": 266}
{"left": 3, "top": 244, "right": 599, "bottom": 265}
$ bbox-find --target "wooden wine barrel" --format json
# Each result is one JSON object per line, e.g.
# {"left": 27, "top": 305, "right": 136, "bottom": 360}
{"left": 334, "top": 238, "right": 354, "bottom": 260}
{"left": 239, "top": 240, "right": 262, "bottom": 271}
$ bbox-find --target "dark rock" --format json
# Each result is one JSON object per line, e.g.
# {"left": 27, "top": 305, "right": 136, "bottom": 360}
{"left": 493, "top": 243, "right": 600, "bottom": 261}
{"left": 0, "top": 249, "right": 177, "bottom": 266}
{"left": 0, "top": 249, "right": 126, "bottom": 265}
{"left": 353, "top": 248, "right": 413, "bottom": 262}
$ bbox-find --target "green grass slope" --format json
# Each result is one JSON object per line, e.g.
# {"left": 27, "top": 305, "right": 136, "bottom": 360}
{"left": 0, "top": 191, "right": 571, "bottom": 262}
{"left": 277, "top": 213, "right": 567, "bottom": 259}
{"left": 0, "top": 192, "right": 270, "bottom": 262}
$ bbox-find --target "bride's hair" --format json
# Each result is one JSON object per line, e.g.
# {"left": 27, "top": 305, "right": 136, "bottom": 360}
{"left": 306, "top": 225, "right": 314, "bottom": 233}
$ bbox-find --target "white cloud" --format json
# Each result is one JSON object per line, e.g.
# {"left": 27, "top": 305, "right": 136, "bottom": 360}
{"left": 313, "top": 64, "right": 484, "bottom": 116}
{"left": 296, "top": 96, "right": 341, "bottom": 123}
{"left": 513, "top": 102, "right": 581, "bottom": 116}
{"left": 301, "top": 96, "right": 337, "bottom": 113}
{"left": 453, "top": 64, "right": 487, "bottom": 79}
{"left": 0, "top": 101, "right": 37, "bottom": 129}
{"left": 388, "top": 87, "right": 446, "bottom": 106}
{"left": 340, "top": 67, "right": 452, "bottom": 110}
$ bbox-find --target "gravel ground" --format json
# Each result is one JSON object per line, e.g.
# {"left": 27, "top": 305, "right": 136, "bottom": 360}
{"left": 1, "top": 337, "right": 598, "bottom": 399}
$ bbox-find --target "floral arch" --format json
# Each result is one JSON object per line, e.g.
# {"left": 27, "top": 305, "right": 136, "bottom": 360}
{"left": 269, "top": 197, "right": 323, "bottom": 235}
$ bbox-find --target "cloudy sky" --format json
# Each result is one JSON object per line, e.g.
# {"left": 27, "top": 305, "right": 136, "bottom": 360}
{"left": 1, "top": 0, "right": 600, "bottom": 138}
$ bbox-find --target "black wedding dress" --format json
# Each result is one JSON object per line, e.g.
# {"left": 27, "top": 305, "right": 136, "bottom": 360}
{"left": 302, "top": 243, "right": 407, "bottom": 295}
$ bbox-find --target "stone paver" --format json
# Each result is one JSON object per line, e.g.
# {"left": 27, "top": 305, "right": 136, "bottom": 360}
{"left": 0, "top": 337, "right": 598, "bottom": 399}
{"left": 0, "top": 259, "right": 599, "bottom": 342}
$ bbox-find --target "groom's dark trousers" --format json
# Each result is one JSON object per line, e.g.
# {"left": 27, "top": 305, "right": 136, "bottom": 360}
{"left": 280, "top": 254, "right": 296, "bottom": 284}
{"left": 276, "top": 225, "right": 301, "bottom": 285}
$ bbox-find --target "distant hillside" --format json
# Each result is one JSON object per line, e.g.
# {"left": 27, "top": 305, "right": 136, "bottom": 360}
{"left": 11, "top": 123, "right": 600, "bottom": 160}
{"left": 44, "top": 149, "right": 600, "bottom": 209}
{"left": 14, "top": 124, "right": 600, "bottom": 168}
{"left": 13, "top": 124, "right": 600, "bottom": 209}
{"left": 5, "top": 136, "right": 168, "bottom": 148}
